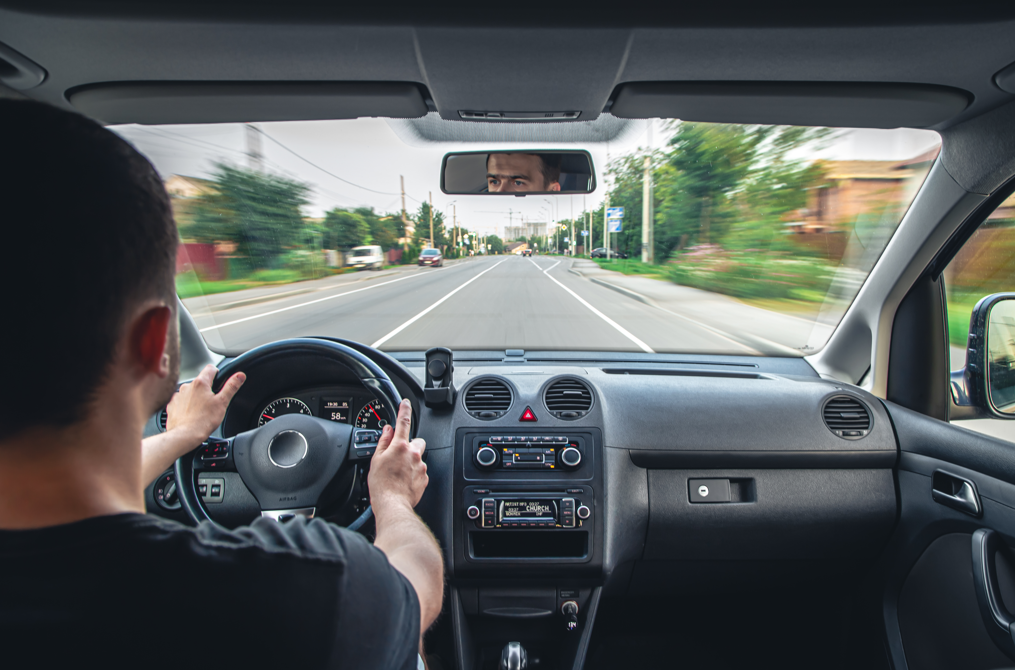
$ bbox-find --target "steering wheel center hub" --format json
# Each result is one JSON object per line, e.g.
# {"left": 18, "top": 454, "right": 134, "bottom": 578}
{"left": 267, "top": 430, "right": 308, "bottom": 468}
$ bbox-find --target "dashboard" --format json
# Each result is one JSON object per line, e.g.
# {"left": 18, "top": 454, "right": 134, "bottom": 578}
{"left": 142, "top": 346, "right": 900, "bottom": 670}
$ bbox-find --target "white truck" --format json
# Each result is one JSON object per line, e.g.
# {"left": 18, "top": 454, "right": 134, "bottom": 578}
{"left": 345, "top": 245, "right": 384, "bottom": 271}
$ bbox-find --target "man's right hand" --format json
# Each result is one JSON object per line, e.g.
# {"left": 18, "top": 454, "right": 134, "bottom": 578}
{"left": 367, "top": 399, "right": 428, "bottom": 513}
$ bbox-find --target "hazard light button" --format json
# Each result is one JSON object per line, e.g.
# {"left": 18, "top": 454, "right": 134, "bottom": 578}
{"left": 519, "top": 406, "right": 538, "bottom": 422}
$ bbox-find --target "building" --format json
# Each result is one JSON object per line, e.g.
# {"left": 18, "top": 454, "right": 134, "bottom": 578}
{"left": 504, "top": 242, "right": 528, "bottom": 255}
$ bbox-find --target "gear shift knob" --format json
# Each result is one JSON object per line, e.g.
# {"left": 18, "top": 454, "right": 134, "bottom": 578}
{"left": 500, "top": 641, "right": 527, "bottom": 670}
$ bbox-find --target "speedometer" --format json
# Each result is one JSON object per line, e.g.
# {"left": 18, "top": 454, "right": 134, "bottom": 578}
{"left": 258, "top": 398, "right": 312, "bottom": 426}
{"left": 355, "top": 399, "right": 388, "bottom": 430}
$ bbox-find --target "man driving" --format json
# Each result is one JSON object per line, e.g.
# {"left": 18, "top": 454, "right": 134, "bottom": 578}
{"left": 486, "top": 152, "right": 562, "bottom": 192}
{"left": 0, "top": 99, "right": 443, "bottom": 668}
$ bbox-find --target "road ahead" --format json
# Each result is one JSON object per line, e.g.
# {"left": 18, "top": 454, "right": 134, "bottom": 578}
{"left": 186, "top": 256, "right": 819, "bottom": 356}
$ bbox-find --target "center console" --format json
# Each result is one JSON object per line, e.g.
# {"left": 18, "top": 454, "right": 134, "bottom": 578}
{"left": 452, "top": 429, "right": 603, "bottom": 670}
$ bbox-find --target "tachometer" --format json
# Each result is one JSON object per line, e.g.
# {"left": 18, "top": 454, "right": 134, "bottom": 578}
{"left": 258, "top": 398, "right": 312, "bottom": 426}
{"left": 355, "top": 399, "right": 388, "bottom": 430}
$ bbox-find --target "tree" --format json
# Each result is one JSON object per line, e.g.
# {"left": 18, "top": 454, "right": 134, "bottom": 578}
{"left": 323, "top": 208, "right": 369, "bottom": 249}
{"left": 487, "top": 235, "right": 504, "bottom": 254}
{"left": 412, "top": 202, "right": 448, "bottom": 248}
{"left": 187, "top": 163, "right": 310, "bottom": 270}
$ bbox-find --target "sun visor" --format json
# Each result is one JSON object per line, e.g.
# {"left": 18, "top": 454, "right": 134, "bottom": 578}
{"left": 67, "top": 81, "right": 429, "bottom": 125}
{"left": 609, "top": 82, "right": 971, "bottom": 128}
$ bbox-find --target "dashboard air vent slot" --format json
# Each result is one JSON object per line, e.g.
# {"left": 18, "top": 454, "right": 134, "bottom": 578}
{"left": 545, "top": 378, "right": 593, "bottom": 420}
{"left": 464, "top": 378, "right": 512, "bottom": 419}
{"left": 822, "top": 396, "right": 872, "bottom": 439}
{"left": 158, "top": 408, "right": 168, "bottom": 432}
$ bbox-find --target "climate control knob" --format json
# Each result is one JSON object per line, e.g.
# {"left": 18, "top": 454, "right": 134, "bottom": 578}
{"left": 476, "top": 446, "right": 499, "bottom": 469}
{"left": 466, "top": 505, "right": 480, "bottom": 520}
{"left": 559, "top": 447, "right": 582, "bottom": 468}
{"left": 577, "top": 505, "right": 591, "bottom": 520}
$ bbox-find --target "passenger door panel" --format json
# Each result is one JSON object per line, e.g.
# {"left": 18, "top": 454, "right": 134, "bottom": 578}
{"left": 883, "top": 401, "right": 1015, "bottom": 669}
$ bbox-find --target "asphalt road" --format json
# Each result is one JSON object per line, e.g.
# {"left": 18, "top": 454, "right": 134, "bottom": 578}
{"left": 187, "top": 256, "right": 814, "bottom": 356}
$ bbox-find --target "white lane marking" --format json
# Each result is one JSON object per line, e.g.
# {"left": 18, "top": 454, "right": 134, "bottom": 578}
{"left": 198, "top": 266, "right": 456, "bottom": 332}
{"left": 370, "top": 259, "right": 509, "bottom": 348}
{"left": 529, "top": 258, "right": 654, "bottom": 353}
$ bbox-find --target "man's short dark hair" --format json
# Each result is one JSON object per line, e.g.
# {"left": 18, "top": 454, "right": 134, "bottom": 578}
{"left": 0, "top": 99, "right": 177, "bottom": 435}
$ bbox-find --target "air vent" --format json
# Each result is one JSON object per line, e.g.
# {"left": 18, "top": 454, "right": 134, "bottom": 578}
{"left": 545, "top": 378, "right": 593, "bottom": 420}
{"left": 822, "top": 396, "right": 872, "bottom": 439}
{"left": 157, "top": 408, "right": 168, "bottom": 432}
{"left": 464, "top": 378, "right": 512, "bottom": 419}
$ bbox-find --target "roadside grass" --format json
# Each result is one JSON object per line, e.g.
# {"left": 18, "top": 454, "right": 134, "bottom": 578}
{"left": 175, "top": 266, "right": 354, "bottom": 299}
{"left": 590, "top": 258, "right": 669, "bottom": 280}
{"left": 948, "top": 293, "right": 979, "bottom": 347}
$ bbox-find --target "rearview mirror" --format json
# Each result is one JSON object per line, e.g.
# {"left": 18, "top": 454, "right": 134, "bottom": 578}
{"left": 952, "top": 293, "right": 1015, "bottom": 419}
{"left": 440, "top": 150, "right": 596, "bottom": 195}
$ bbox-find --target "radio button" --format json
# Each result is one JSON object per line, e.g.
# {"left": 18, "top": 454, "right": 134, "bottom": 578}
{"left": 490, "top": 436, "right": 503, "bottom": 442}
{"left": 555, "top": 436, "right": 568, "bottom": 442}
{"left": 466, "top": 505, "right": 480, "bottom": 520}
{"left": 577, "top": 505, "right": 591, "bottom": 520}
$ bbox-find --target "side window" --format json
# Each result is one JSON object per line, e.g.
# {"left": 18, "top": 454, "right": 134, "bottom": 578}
{"left": 944, "top": 191, "right": 1015, "bottom": 433}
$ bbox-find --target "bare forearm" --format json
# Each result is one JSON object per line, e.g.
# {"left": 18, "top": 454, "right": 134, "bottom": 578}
{"left": 140, "top": 429, "right": 204, "bottom": 487}
{"left": 373, "top": 500, "right": 445, "bottom": 631}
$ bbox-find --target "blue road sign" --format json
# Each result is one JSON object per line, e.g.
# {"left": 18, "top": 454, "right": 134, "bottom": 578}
{"left": 607, "top": 218, "right": 623, "bottom": 232}
{"left": 607, "top": 207, "right": 625, "bottom": 219}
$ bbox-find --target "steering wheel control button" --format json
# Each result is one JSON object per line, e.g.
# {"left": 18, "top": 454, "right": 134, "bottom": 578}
{"left": 689, "top": 478, "right": 731, "bottom": 504}
{"left": 560, "top": 447, "right": 582, "bottom": 468}
{"left": 576, "top": 505, "right": 591, "bottom": 520}
{"left": 199, "top": 477, "right": 224, "bottom": 504}
{"left": 476, "top": 446, "right": 499, "bottom": 468}
{"left": 466, "top": 505, "right": 481, "bottom": 520}
{"left": 267, "top": 430, "right": 309, "bottom": 468}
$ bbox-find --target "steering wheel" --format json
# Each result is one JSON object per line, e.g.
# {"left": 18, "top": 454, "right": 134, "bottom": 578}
{"left": 174, "top": 338, "right": 403, "bottom": 530}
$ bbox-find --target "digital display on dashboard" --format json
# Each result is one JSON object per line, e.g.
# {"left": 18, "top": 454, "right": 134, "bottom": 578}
{"left": 500, "top": 500, "right": 556, "bottom": 521}
{"left": 322, "top": 397, "right": 352, "bottom": 423}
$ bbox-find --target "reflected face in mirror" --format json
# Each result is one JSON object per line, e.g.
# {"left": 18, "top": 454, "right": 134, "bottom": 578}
{"left": 486, "top": 153, "right": 562, "bottom": 193}
{"left": 988, "top": 299, "right": 1015, "bottom": 414}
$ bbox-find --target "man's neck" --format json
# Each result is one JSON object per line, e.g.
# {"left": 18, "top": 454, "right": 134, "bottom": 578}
{"left": 0, "top": 398, "right": 146, "bottom": 530}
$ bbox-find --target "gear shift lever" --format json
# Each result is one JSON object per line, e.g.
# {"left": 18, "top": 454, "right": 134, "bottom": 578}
{"left": 500, "top": 641, "right": 527, "bottom": 670}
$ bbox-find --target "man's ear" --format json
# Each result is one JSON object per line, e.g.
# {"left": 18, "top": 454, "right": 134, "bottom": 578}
{"left": 549, "top": 182, "right": 561, "bottom": 192}
{"left": 131, "top": 305, "right": 173, "bottom": 378}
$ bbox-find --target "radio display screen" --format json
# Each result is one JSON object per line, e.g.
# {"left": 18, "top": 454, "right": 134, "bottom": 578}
{"left": 499, "top": 500, "right": 556, "bottom": 522}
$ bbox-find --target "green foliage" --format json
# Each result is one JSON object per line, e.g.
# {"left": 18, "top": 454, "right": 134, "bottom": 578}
{"left": 487, "top": 235, "right": 504, "bottom": 254}
{"left": 188, "top": 164, "right": 310, "bottom": 270}
{"left": 324, "top": 208, "right": 369, "bottom": 249}
{"left": 667, "top": 245, "right": 832, "bottom": 300}
{"left": 412, "top": 202, "right": 449, "bottom": 248}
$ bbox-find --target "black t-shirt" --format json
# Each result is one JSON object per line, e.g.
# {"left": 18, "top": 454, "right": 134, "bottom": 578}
{"left": 0, "top": 513, "right": 420, "bottom": 668}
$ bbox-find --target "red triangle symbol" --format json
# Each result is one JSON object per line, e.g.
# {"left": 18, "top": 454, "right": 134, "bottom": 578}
{"left": 519, "top": 406, "right": 537, "bottom": 422}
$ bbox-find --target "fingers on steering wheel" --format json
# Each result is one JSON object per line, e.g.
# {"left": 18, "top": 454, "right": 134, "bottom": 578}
{"left": 394, "top": 399, "right": 412, "bottom": 440}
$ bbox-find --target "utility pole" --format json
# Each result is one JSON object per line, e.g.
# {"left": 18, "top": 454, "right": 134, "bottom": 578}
{"left": 453, "top": 204, "right": 458, "bottom": 258}
{"left": 604, "top": 196, "right": 610, "bottom": 260}
{"left": 570, "top": 196, "right": 574, "bottom": 258}
{"left": 428, "top": 191, "right": 434, "bottom": 250}
{"left": 245, "top": 123, "right": 263, "bottom": 173}
{"left": 642, "top": 121, "right": 654, "bottom": 264}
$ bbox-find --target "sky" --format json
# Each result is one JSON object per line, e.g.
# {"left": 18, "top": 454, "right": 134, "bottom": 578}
{"left": 113, "top": 118, "right": 941, "bottom": 238}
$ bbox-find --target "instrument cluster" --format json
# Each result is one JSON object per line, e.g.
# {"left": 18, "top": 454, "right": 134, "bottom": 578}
{"left": 252, "top": 387, "right": 390, "bottom": 431}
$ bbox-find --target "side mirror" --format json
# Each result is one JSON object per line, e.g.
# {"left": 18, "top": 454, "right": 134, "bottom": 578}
{"left": 952, "top": 293, "right": 1015, "bottom": 419}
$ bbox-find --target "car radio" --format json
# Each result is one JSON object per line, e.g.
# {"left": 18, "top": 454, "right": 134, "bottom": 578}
{"left": 473, "top": 435, "right": 585, "bottom": 471}
{"left": 465, "top": 495, "right": 592, "bottom": 529}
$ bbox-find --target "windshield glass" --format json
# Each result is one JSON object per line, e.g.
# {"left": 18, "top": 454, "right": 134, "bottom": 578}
{"left": 114, "top": 118, "right": 939, "bottom": 356}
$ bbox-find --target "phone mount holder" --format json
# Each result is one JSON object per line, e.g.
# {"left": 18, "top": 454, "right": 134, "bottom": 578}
{"left": 424, "top": 347, "right": 456, "bottom": 410}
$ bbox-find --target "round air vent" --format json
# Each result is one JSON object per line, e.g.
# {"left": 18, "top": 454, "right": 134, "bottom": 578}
{"left": 822, "top": 395, "right": 872, "bottom": 439}
{"left": 463, "top": 378, "right": 513, "bottom": 419}
{"left": 158, "top": 407, "right": 168, "bottom": 432}
{"left": 544, "top": 378, "right": 593, "bottom": 420}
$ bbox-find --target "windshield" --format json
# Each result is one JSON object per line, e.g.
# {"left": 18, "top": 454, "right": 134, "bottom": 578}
{"left": 114, "top": 118, "right": 939, "bottom": 356}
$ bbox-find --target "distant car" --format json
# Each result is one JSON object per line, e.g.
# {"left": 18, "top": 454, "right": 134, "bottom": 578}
{"left": 590, "top": 247, "right": 627, "bottom": 259}
{"left": 522, "top": 249, "right": 532, "bottom": 257}
{"left": 346, "top": 245, "right": 384, "bottom": 270}
{"left": 418, "top": 248, "right": 443, "bottom": 267}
